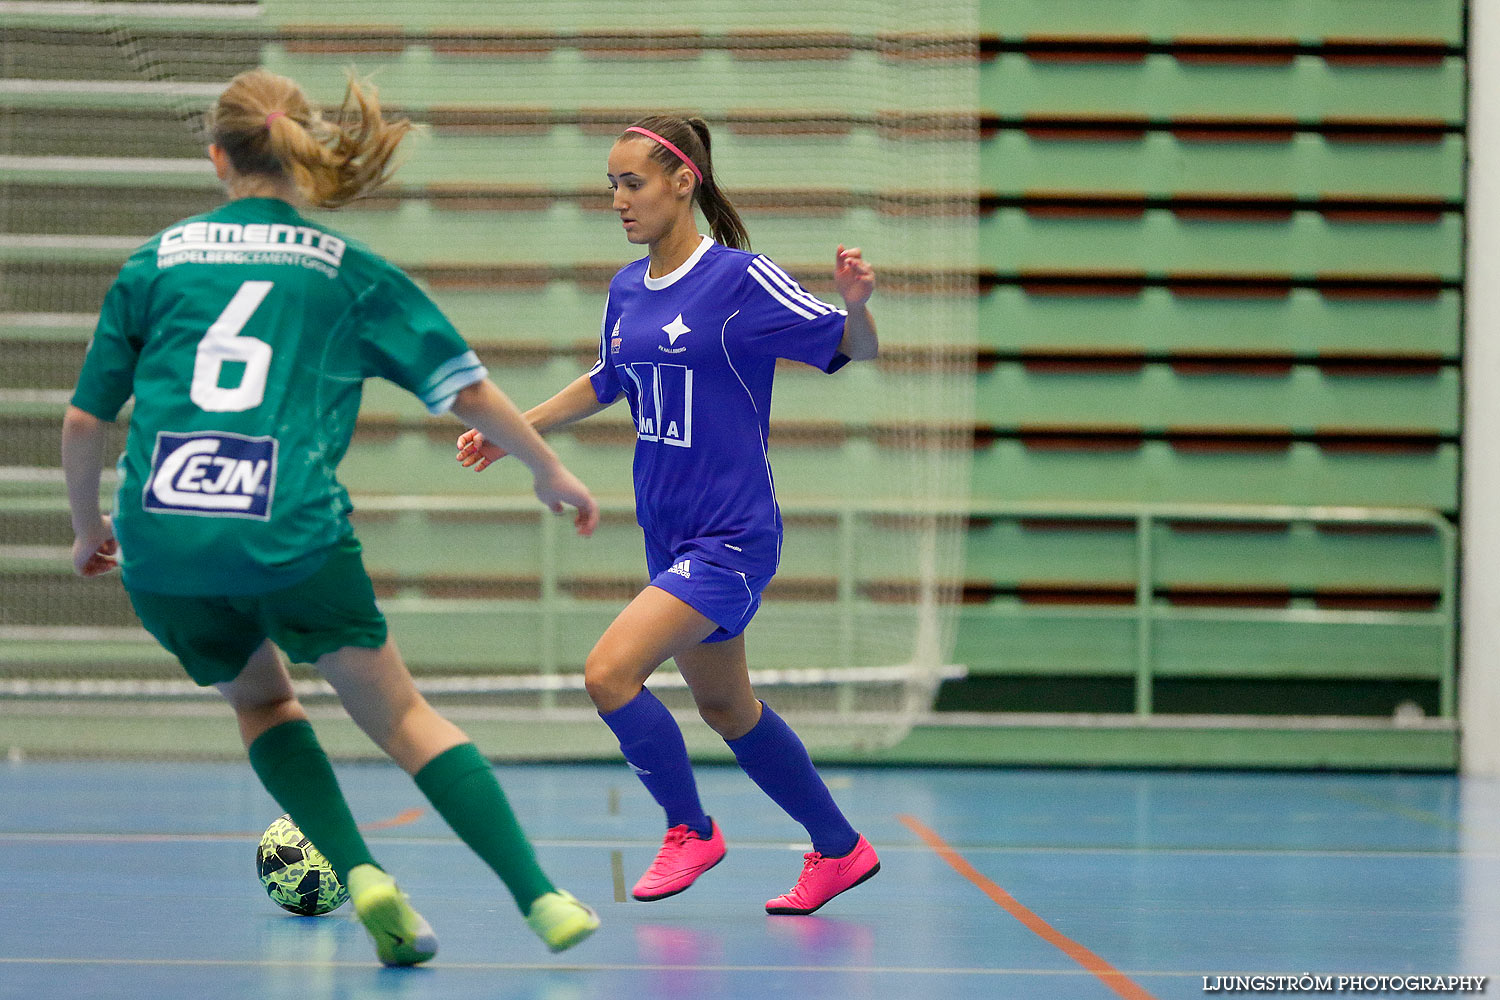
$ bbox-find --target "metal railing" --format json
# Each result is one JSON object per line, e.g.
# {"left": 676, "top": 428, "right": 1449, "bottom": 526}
{"left": 0, "top": 494, "right": 1457, "bottom": 719}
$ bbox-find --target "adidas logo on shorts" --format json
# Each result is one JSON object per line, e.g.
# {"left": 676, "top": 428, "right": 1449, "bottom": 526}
{"left": 668, "top": 560, "right": 692, "bottom": 580}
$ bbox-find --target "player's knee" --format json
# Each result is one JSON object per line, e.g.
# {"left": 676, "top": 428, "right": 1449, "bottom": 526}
{"left": 696, "top": 698, "right": 754, "bottom": 739}
{"left": 583, "top": 650, "right": 633, "bottom": 711}
{"left": 695, "top": 702, "right": 734, "bottom": 736}
{"left": 231, "top": 692, "right": 304, "bottom": 729}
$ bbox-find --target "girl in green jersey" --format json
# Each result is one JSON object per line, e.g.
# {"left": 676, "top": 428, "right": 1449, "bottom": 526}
{"left": 62, "top": 68, "right": 601, "bottom": 966}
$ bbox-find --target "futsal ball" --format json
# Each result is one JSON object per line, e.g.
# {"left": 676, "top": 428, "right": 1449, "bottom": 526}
{"left": 256, "top": 814, "right": 349, "bottom": 915}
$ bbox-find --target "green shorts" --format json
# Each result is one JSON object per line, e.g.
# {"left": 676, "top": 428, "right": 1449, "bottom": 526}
{"left": 127, "top": 537, "right": 388, "bottom": 686}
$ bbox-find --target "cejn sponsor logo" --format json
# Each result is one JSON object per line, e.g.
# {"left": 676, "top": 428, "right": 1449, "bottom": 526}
{"left": 144, "top": 431, "right": 276, "bottom": 519}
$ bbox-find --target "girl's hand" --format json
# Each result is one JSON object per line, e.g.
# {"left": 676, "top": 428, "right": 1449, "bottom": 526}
{"left": 532, "top": 464, "right": 600, "bottom": 537}
{"left": 72, "top": 516, "right": 119, "bottom": 577}
{"left": 834, "top": 244, "right": 875, "bottom": 308}
{"left": 456, "top": 428, "right": 508, "bottom": 471}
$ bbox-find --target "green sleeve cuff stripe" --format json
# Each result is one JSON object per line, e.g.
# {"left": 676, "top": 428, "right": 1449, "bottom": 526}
{"left": 422, "top": 350, "right": 483, "bottom": 394}
{"left": 422, "top": 363, "right": 488, "bottom": 414}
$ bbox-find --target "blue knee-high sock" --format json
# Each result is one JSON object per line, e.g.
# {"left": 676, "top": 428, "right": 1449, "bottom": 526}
{"left": 727, "top": 702, "right": 858, "bottom": 857}
{"left": 600, "top": 687, "right": 712, "bottom": 837}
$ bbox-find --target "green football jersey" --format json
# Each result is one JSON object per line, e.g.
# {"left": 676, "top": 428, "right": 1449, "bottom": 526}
{"left": 71, "top": 197, "right": 487, "bottom": 595}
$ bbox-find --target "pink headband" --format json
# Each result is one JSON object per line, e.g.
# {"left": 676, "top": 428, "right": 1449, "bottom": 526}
{"left": 624, "top": 126, "right": 703, "bottom": 183}
{"left": 265, "top": 110, "right": 285, "bottom": 128}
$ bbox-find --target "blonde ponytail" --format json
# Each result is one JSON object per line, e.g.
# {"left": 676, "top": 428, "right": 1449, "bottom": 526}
{"left": 207, "top": 68, "right": 410, "bottom": 208}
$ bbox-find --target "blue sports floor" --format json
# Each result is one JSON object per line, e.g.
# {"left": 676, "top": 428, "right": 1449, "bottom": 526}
{"left": 1, "top": 761, "right": 1495, "bottom": 999}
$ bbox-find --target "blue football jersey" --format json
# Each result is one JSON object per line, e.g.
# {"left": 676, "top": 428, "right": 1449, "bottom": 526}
{"left": 589, "top": 237, "right": 849, "bottom": 575}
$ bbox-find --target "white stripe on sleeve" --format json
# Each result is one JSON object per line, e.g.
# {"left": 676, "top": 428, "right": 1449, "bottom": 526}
{"left": 421, "top": 351, "right": 489, "bottom": 414}
{"left": 423, "top": 349, "right": 484, "bottom": 393}
{"left": 751, "top": 256, "right": 841, "bottom": 315}
{"left": 587, "top": 294, "right": 611, "bottom": 377}
{"left": 747, "top": 265, "right": 817, "bottom": 319}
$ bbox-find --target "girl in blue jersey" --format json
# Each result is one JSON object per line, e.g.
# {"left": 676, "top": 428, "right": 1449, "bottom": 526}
{"left": 458, "top": 115, "right": 880, "bottom": 913}
{"left": 62, "top": 68, "right": 601, "bottom": 964}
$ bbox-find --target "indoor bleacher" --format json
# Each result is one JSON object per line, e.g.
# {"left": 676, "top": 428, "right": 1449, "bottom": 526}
{"left": 0, "top": 0, "right": 1464, "bottom": 767}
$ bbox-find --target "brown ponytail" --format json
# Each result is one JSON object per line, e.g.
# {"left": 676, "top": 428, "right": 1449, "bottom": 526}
{"left": 623, "top": 115, "right": 751, "bottom": 251}
{"left": 206, "top": 68, "right": 410, "bottom": 209}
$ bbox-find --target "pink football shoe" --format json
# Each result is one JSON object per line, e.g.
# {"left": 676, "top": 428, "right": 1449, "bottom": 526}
{"left": 765, "top": 834, "right": 880, "bottom": 915}
{"left": 632, "top": 818, "right": 727, "bottom": 901}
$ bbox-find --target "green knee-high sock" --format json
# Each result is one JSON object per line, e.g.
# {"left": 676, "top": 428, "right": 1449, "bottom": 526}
{"left": 414, "top": 743, "right": 554, "bottom": 913}
{"left": 248, "top": 719, "right": 378, "bottom": 882}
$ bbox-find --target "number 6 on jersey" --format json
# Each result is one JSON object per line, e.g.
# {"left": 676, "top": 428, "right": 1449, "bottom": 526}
{"left": 191, "top": 280, "right": 274, "bottom": 412}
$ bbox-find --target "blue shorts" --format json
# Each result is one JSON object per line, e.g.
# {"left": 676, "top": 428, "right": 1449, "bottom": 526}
{"left": 644, "top": 536, "right": 773, "bottom": 643}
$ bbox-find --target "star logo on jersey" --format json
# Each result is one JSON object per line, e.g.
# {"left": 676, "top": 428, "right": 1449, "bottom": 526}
{"left": 662, "top": 314, "right": 690, "bottom": 345}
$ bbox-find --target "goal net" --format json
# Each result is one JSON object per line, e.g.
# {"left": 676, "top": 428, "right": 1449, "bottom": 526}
{"left": 0, "top": 0, "right": 978, "bottom": 759}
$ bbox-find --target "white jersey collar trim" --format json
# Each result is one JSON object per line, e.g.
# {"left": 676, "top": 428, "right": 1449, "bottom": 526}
{"left": 644, "top": 235, "right": 714, "bottom": 290}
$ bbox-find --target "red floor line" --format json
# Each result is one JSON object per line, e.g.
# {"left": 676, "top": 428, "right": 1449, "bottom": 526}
{"left": 358, "top": 807, "right": 424, "bottom": 831}
{"left": 897, "top": 813, "right": 1159, "bottom": 1000}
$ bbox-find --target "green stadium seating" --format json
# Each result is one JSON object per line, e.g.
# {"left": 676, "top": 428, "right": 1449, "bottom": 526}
{"left": 979, "top": 55, "right": 1463, "bottom": 120}
{"left": 0, "top": 0, "right": 1466, "bottom": 760}
{"left": 977, "top": 0, "right": 1462, "bottom": 43}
